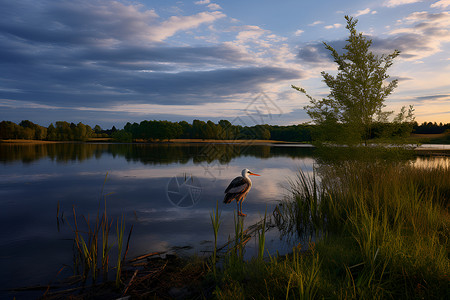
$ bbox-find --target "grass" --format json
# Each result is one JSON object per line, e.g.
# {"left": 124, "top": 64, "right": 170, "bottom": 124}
{"left": 210, "top": 155, "right": 449, "bottom": 299}
{"left": 62, "top": 174, "right": 132, "bottom": 288}
{"left": 408, "top": 132, "right": 450, "bottom": 144}
{"left": 210, "top": 200, "right": 221, "bottom": 277}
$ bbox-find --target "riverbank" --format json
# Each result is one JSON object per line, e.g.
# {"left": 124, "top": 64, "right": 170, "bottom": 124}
{"left": 0, "top": 138, "right": 300, "bottom": 144}
{"left": 0, "top": 139, "right": 63, "bottom": 144}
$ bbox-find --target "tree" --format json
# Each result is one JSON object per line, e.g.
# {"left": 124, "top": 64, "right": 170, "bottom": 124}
{"left": 47, "top": 123, "right": 57, "bottom": 140}
{"left": 0, "top": 121, "right": 21, "bottom": 139}
{"left": 292, "top": 16, "right": 410, "bottom": 145}
{"left": 94, "top": 125, "right": 102, "bottom": 134}
{"left": 111, "top": 130, "right": 132, "bottom": 142}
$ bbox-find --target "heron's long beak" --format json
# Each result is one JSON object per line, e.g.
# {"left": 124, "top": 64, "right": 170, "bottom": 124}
{"left": 249, "top": 172, "right": 260, "bottom": 176}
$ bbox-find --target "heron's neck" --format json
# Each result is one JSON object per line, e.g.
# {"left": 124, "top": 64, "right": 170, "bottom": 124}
{"left": 243, "top": 173, "right": 251, "bottom": 182}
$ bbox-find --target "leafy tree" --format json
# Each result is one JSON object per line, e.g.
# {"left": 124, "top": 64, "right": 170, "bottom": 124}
{"left": 192, "top": 120, "right": 206, "bottom": 139}
{"left": 19, "top": 120, "right": 47, "bottom": 140}
{"left": 292, "top": 16, "right": 411, "bottom": 145}
{"left": 111, "top": 130, "right": 132, "bottom": 142}
{"left": 94, "top": 125, "right": 102, "bottom": 134}
{"left": 47, "top": 123, "right": 57, "bottom": 140}
{"left": 0, "top": 121, "right": 21, "bottom": 139}
{"left": 20, "top": 127, "right": 34, "bottom": 140}
{"left": 178, "top": 121, "right": 192, "bottom": 139}
{"left": 218, "top": 120, "right": 234, "bottom": 139}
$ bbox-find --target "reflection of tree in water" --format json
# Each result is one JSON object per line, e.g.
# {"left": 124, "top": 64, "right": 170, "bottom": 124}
{"left": 0, "top": 143, "right": 110, "bottom": 164}
{"left": 0, "top": 143, "right": 316, "bottom": 164}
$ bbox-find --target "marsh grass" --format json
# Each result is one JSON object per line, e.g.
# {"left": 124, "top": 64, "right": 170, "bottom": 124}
{"left": 272, "top": 158, "right": 449, "bottom": 298}
{"left": 257, "top": 207, "right": 267, "bottom": 260}
{"left": 212, "top": 156, "right": 449, "bottom": 299}
{"left": 63, "top": 174, "right": 132, "bottom": 289}
{"left": 210, "top": 200, "right": 221, "bottom": 277}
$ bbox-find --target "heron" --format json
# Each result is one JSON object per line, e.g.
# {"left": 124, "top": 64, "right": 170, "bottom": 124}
{"left": 224, "top": 168, "right": 260, "bottom": 217}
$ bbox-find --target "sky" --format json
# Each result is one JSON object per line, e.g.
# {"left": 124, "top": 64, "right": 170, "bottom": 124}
{"left": 0, "top": 0, "right": 449, "bottom": 129}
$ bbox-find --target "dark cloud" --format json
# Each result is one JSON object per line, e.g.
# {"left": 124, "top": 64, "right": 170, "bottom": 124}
{"left": 296, "top": 40, "right": 347, "bottom": 63}
{"left": 297, "top": 12, "right": 450, "bottom": 64}
{"left": 0, "top": 0, "right": 303, "bottom": 111}
{"left": 1, "top": 64, "right": 300, "bottom": 107}
{"left": 414, "top": 94, "right": 450, "bottom": 101}
{"left": 387, "top": 76, "right": 413, "bottom": 82}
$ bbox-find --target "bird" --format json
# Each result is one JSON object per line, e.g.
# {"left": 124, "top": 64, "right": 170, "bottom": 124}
{"left": 224, "top": 168, "right": 260, "bottom": 217}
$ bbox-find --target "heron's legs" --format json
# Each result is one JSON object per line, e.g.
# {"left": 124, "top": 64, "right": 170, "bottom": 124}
{"left": 238, "top": 198, "right": 247, "bottom": 217}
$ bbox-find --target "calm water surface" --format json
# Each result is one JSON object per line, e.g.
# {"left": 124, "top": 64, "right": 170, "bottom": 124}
{"left": 0, "top": 143, "right": 317, "bottom": 296}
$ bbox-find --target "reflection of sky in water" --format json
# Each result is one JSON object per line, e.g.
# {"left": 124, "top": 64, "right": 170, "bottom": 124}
{"left": 0, "top": 144, "right": 315, "bottom": 295}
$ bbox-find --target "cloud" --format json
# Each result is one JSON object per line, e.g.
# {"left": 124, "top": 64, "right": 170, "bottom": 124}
{"left": 296, "top": 40, "right": 347, "bottom": 64}
{"left": 155, "top": 11, "right": 225, "bottom": 41}
{"left": 308, "top": 20, "right": 323, "bottom": 26}
{"left": 0, "top": 1, "right": 225, "bottom": 46}
{"left": 195, "top": 0, "right": 210, "bottom": 4}
{"left": 298, "top": 11, "right": 450, "bottom": 64}
{"left": 414, "top": 94, "right": 450, "bottom": 102}
{"left": 324, "top": 23, "right": 343, "bottom": 29}
{"left": 384, "top": 11, "right": 450, "bottom": 60}
{"left": 207, "top": 3, "right": 222, "bottom": 10}
{"left": 295, "top": 29, "right": 304, "bottom": 36}
{"left": 383, "top": 0, "right": 423, "bottom": 7}
{"left": 2, "top": 0, "right": 293, "bottom": 111}
{"left": 431, "top": 0, "right": 450, "bottom": 9}
{"left": 354, "top": 8, "right": 378, "bottom": 17}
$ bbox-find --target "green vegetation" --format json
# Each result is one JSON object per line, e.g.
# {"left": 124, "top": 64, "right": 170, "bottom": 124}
{"left": 1, "top": 119, "right": 449, "bottom": 144}
{"left": 62, "top": 176, "right": 132, "bottom": 287}
{"left": 293, "top": 16, "right": 415, "bottom": 145}
{"left": 268, "top": 157, "right": 448, "bottom": 299}
{"left": 0, "top": 120, "right": 104, "bottom": 141}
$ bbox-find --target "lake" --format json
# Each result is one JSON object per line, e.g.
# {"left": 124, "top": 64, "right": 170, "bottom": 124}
{"left": 0, "top": 142, "right": 447, "bottom": 298}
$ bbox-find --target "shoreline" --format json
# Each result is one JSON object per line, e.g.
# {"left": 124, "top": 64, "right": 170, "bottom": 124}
{"left": 0, "top": 138, "right": 305, "bottom": 145}
{"left": 1, "top": 139, "right": 449, "bottom": 154}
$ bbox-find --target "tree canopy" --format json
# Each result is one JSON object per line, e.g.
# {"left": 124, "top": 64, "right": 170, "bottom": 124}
{"left": 293, "top": 16, "right": 413, "bottom": 144}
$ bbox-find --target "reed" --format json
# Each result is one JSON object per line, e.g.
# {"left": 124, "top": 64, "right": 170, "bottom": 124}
{"left": 257, "top": 206, "right": 267, "bottom": 260}
{"left": 209, "top": 200, "right": 221, "bottom": 277}
{"left": 116, "top": 214, "right": 125, "bottom": 287}
{"left": 62, "top": 174, "right": 132, "bottom": 288}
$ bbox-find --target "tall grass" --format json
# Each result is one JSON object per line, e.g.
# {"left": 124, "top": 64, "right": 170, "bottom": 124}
{"left": 275, "top": 159, "right": 449, "bottom": 298}
{"left": 215, "top": 157, "right": 449, "bottom": 299}
{"left": 210, "top": 200, "right": 221, "bottom": 277}
{"left": 116, "top": 214, "right": 125, "bottom": 287}
{"left": 257, "top": 207, "right": 267, "bottom": 260}
{"left": 63, "top": 174, "right": 132, "bottom": 288}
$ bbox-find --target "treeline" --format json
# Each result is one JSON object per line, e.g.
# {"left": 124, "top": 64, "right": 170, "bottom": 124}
{"left": 119, "top": 120, "right": 315, "bottom": 142}
{"left": 123, "top": 120, "right": 274, "bottom": 142}
{"left": 412, "top": 122, "right": 450, "bottom": 134}
{"left": 1, "top": 119, "right": 448, "bottom": 143}
{"left": 0, "top": 120, "right": 106, "bottom": 141}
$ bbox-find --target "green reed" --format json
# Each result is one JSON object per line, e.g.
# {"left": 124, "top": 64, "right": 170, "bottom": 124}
{"left": 116, "top": 214, "right": 125, "bottom": 287}
{"left": 63, "top": 174, "right": 132, "bottom": 287}
{"left": 209, "top": 200, "right": 221, "bottom": 277}
{"left": 257, "top": 206, "right": 267, "bottom": 260}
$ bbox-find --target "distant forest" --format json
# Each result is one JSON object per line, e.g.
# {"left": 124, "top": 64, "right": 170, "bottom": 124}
{"left": 0, "top": 120, "right": 449, "bottom": 142}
